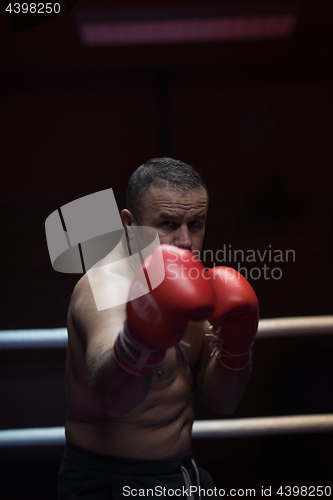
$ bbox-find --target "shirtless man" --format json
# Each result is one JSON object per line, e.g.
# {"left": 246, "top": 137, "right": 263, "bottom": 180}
{"left": 58, "top": 158, "right": 259, "bottom": 499}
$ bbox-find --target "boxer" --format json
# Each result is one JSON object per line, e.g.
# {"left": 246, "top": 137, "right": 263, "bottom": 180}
{"left": 58, "top": 158, "right": 259, "bottom": 500}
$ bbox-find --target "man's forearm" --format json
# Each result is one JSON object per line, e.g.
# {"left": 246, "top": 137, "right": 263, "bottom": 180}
{"left": 197, "top": 356, "right": 251, "bottom": 415}
{"left": 89, "top": 348, "right": 153, "bottom": 418}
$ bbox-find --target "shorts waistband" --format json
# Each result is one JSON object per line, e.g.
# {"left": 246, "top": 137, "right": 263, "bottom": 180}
{"left": 64, "top": 441, "right": 194, "bottom": 476}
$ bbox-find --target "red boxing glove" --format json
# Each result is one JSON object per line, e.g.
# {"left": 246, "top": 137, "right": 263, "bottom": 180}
{"left": 114, "top": 244, "right": 215, "bottom": 375}
{"left": 206, "top": 267, "right": 259, "bottom": 370}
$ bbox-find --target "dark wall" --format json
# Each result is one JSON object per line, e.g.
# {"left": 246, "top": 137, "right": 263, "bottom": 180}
{"left": 1, "top": 71, "right": 332, "bottom": 327}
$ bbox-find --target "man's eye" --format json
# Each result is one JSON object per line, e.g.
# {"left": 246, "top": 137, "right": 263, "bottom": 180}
{"left": 188, "top": 220, "right": 200, "bottom": 228}
{"left": 161, "top": 221, "right": 174, "bottom": 228}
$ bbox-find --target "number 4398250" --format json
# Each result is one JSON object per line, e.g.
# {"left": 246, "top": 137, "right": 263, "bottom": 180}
{"left": 276, "top": 486, "right": 332, "bottom": 497}
{"left": 5, "top": 3, "right": 61, "bottom": 14}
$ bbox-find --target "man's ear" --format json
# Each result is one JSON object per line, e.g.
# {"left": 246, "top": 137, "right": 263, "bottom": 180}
{"left": 120, "top": 209, "right": 138, "bottom": 252}
{"left": 121, "top": 209, "right": 137, "bottom": 228}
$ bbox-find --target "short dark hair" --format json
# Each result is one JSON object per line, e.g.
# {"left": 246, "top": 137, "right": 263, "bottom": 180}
{"left": 126, "top": 157, "right": 208, "bottom": 222}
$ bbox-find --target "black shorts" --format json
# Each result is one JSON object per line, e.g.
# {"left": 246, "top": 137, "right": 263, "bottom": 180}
{"left": 58, "top": 441, "right": 215, "bottom": 500}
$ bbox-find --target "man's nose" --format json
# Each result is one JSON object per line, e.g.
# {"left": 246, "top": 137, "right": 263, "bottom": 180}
{"left": 174, "top": 225, "right": 192, "bottom": 251}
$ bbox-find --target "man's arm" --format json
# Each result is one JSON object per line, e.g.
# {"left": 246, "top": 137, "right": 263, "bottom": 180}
{"left": 194, "top": 266, "right": 259, "bottom": 415}
{"left": 86, "top": 335, "right": 154, "bottom": 418}
{"left": 70, "top": 275, "right": 154, "bottom": 418}
{"left": 195, "top": 327, "right": 251, "bottom": 415}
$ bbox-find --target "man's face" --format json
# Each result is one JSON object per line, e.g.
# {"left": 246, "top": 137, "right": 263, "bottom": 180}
{"left": 137, "top": 185, "right": 208, "bottom": 254}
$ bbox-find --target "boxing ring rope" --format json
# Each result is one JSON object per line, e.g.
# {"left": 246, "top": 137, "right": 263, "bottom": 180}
{"left": 1, "top": 315, "right": 333, "bottom": 350}
{"left": 1, "top": 315, "right": 333, "bottom": 448}
{"left": 1, "top": 415, "right": 333, "bottom": 448}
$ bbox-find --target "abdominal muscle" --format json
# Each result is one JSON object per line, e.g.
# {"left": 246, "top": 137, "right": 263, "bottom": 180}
{"left": 65, "top": 339, "right": 196, "bottom": 460}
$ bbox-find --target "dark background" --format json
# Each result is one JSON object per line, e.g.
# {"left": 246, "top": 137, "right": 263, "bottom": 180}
{"left": 1, "top": 0, "right": 333, "bottom": 498}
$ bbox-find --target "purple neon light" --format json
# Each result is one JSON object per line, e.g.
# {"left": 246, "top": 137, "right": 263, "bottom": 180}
{"left": 78, "top": 15, "right": 297, "bottom": 46}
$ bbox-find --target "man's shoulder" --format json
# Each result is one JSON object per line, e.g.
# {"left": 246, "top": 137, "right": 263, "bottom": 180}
{"left": 70, "top": 262, "right": 131, "bottom": 307}
{"left": 68, "top": 268, "right": 128, "bottom": 342}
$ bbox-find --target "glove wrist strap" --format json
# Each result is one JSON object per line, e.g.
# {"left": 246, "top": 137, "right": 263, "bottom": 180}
{"left": 114, "top": 322, "right": 165, "bottom": 376}
{"left": 206, "top": 325, "right": 253, "bottom": 371}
